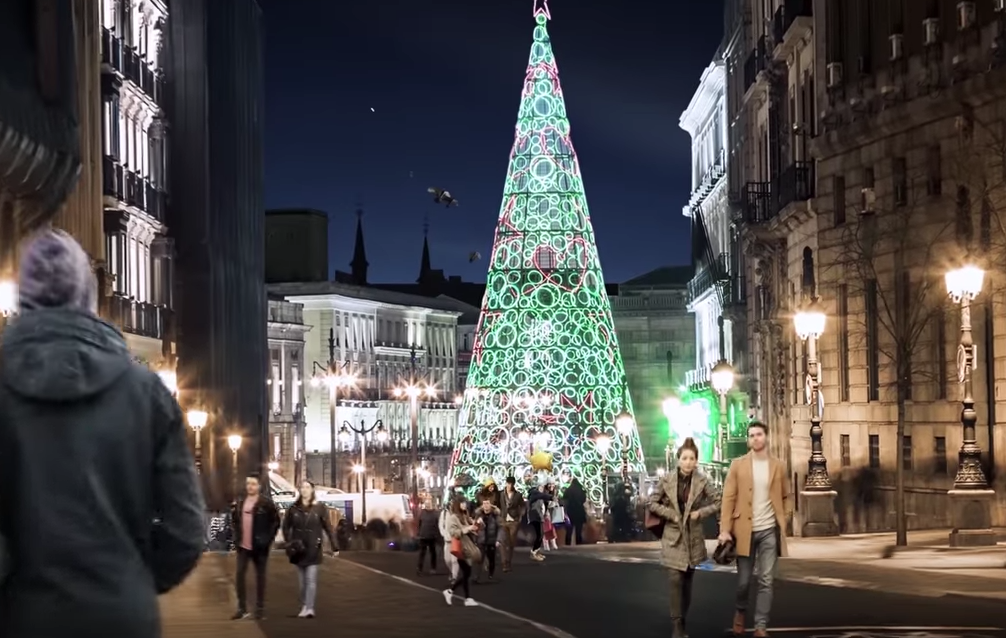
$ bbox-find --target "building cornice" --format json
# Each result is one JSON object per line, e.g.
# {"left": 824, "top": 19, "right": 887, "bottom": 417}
{"left": 679, "top": 60, "right": 726, "bottom": 138}
{"left": 290, "top": 293, "right": 463, "bottom": 319}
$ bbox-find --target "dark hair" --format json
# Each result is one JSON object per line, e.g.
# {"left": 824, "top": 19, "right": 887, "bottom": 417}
{"left": 676, "top": 437, "right": 699, "bottom": 459}
{"left": 505, "top": 476, "right": 516, "bottom": 485}
{"left": 748, "top": 421, "right": 768, "bottom": 435}
{"left": 449, "top": 498, "right": 466, "bottom": 515}
{"left": 295, "top": 480, "right": 316, "bottom": 508}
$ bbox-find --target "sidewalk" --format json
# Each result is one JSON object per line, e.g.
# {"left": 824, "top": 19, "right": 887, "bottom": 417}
{"left": 159, "top": 553, "right": 266, "bottom": 638}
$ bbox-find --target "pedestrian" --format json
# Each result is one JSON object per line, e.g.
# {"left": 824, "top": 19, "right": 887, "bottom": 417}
{"left": 442, "top": 498, "right": 480, "bottom": 607}
{"left": 718, "top": 421, "right": 790, "bottom": 638}
{"left": 648, "top": 437, "right": 721, "bottom": 638}
{"left": 499, "top": 475, "right": 525, "bottom": 572}
{"left": 542, "top": 479, "right": 561, "bottom": 551}
{"left": 0, "top": 229, "right": 205, "bottom": 638}
{"left": 439, "top": 500, "right": 460, "bottom": 585}
{"left": 281, "top": 481, "right": 337, "bottom": 619}
{"left": 471, "top": 497, "right": 502, "bottom": 582}
{"left": 480, "top": 476, "right": 502, "bottom": 509}
{"left": 416, "top": 497, "right": 440, "bottom": 575}
{"left": 562, "top": 477, "right": 587, "bottom": 545}
{"left": 525, "top": 478, "right": 553, "bottom": 561}
{"left": 231, "top": 474, "right": 281, "bottom": 620}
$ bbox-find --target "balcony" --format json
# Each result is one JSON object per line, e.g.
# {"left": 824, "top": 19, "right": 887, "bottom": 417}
{"left": 109, "top": 294, "right": 164, "bottom": 340}
{"left": 773, "top": 161, "right": 815, "bottom": 215}
{"left": 742, "top": 36, "right": 768, "bottom": 97}
{"left": 100, "top": 28, "right": 164, "bottom": 107}
{"left": 741, "top": 182, "right": 772, "bottom": 224}
{"left": 102, "top": 155, "right": 165, "bottom": 222}
{"left": 772, "top": 0, "right": 813, "bottom": 62}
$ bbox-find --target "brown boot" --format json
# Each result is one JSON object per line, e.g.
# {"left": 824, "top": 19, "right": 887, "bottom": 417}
{"left": 753, "top": 629, "right": 769, "bottom": 637}
{"left": 671, "top": 619, "right": 686, "bottom": 638}
{"left": 731, "top": 611, "right": 745, "bottom": 636}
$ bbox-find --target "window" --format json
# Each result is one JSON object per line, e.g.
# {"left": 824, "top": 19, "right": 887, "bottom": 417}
{"left": 866, "top": 279, "right": 880, "bottom": 401}
{"left": 840, "top": 434, "right": 851, "bottom": 467}
{"left": 895, "top": 271, "right": 912, "bottom": 400}
{"left": 893, "top": 157, "right": 907, "bottom": 206}
{"left": 863, "top": 166, "right": 875, "bottom": 189}
{"left": 902, "top": 435, "right": 913, "bottom": 471}
{"left": 833, "top": 175, "right": 846, "bottom": 226}
{"left": 934, "top": 302, "right": 948, "bottom": 399}
{"left": 934, "top": 436, "right": 948, "bottom": 474}
{"left": 869, "top": 435, "right": 880, "bottom": 469}
{"left": 837, "top": 284, "right": 850, "bottom": 402}
{"left": 926, "top": 145, "right": 942, "bottom": 196}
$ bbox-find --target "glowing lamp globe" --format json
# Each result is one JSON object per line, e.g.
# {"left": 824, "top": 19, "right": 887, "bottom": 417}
{"left": 946, "top": 265, "right": 984, "bottom": 303}
{"left": 615, "top": 410, "right": 635, "bottom": 437}
{"left": 338, "top": 426, "right": 352, "bottom": 443}
{"left": 375, "top": 425, "right": 388, "bottom": 442}
{"left": 186, "top": 409, "right": 209, "bottom": 431}
{"left": 227, "top": 434, "right": 242, "bottom": 452}
{"left": 595, "top": 434, "right": 612, "bottom": 456}
{"left": 794, "top": 304, "right": 827, "bottom": 341}
{"left": 352, "top": 464, "right": 365, "bottom": 474}
{"left": 710, "top": 360, "right": 735, "bottom": 396}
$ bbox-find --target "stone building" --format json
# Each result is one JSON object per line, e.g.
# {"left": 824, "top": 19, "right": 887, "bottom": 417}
{"left": 730, "top": 0, "right": 1006, "bottom": 535}
{"left": 610, "top": 266, "right": 695, "bottom": 470}
{"left": 266, "top": 296, "right": 310, "bottom": 482}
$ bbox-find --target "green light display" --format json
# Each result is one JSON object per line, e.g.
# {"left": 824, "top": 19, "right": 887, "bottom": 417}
{"left": 448, "top": 5, "right": 644, "bottom": 506}
{"left": 663, "top": 389, "right": 750, "bottom": 465}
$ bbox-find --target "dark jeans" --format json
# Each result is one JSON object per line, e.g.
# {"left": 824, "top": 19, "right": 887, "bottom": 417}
{"left": 481, "top": 543, "right": 497, "bottom": 576}
{"left": 417, "top": 539, "right": 438, "bottom": 570}
{"left": 235, "top": 547, "right": 269, "bottom": 612}
{"left": 449, "top": 560, "right": 472, "bottom": 598}
{"left": 531, "top": 521, "right": 543, "bottom": 551}
{"left": 565, "top": 520, "right": 584, "bottom": 545}
{"left": 736, "top": 527, "right": 779, "bottom": 631}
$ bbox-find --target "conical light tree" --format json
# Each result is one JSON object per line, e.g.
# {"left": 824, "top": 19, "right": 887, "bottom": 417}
{"left": 449, "top": 0, "right": 644, "bottom": 505}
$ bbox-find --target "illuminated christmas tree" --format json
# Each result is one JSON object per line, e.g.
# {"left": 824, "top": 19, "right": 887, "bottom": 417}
{"left": 449, "top": 0, "right": 644, "bottom": 506}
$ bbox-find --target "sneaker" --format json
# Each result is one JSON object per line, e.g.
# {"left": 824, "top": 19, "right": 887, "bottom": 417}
{"left": 231, "top": 610, "right": 249, "bottom": 620}
{"left": 442, "top": 589, "right": 453, "bottom": 605}
{"left": 304, "top": 609, "right": 315, "bottom": 619}
{"left": 297, "top": 607, "right": 308, "bottom": 618}
{"left": 464, "top": 598, "right": 478, "bottom": 607}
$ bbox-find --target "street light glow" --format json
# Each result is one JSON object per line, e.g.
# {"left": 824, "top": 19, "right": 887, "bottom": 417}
{"left": 946, "top": 264, "right": 985, "bottom": 303}
{"left": 338, "top": 425, "right": 352, "bottom": 443}
{"left": 227, "top": 434, "right": 242, "bottom": 452}
{"left": 267, "top": 461, "right": 279, "bottom": 472}
{"left": 394, "top": 383, "right": 436, "bottom": 399}
{"left": 710, "top": 360, "right": 735, "bottom": 396}
{"left": 186, "top": 409, "right": 209, "bottom": 430}
{"left": 595, "top": 434, "right": 612, "bottom": 455}
{"left": 794, "top": 301, "right": 827, "bottom": 341}
{"left": 375, "top": 425, "right": 389, "bottom": 442}
{"left": 158, "top": 369, "right": 178, "bottom": 395}
{"left": 0, "top": 280, "right": 17, "bottom": 317}
{"left": 615, "top": 410, "right": 635, "bottom": 437}
{"left": 352, "top": 464, "right": 365, "bottom": 474}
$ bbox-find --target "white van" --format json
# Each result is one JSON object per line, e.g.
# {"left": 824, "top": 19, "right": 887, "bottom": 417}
{"left": 323, "top": 491, "right": 412, "bottom": 526}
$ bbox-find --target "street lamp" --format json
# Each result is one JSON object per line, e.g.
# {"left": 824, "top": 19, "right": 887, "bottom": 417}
{"left": 615, "top": 410, "right": 635, "bottom": 484}
{"left": 0, "top": 280, "right": 17, "bottom": 317}
{"left": 310, "top": 331, "right": 357, "bottom": 489}
{"left": 394, "top": 380, "right": 436, "bottom": 521}
{"left": 186, "top": 409, "right": 208, "bottom": 474}
{"left": 227, "top": 434, "right": 243, "bottom": 503}
{"left": 339, "top": 419, "right": 387, "bottom": 525}
{"left": 944, "top": 264, "right": 996, "bottom": 545}
{"left": 710, "top": 359, "right": 734, "bottom": 462}
{"left": 158, "top": 369, "right": 178, "bottom": 396}
{"left": 794, "top": 299, "right": 830, "bottom": 491}
{"left": 594, "top": 434, "right": 612, "bottom": 543}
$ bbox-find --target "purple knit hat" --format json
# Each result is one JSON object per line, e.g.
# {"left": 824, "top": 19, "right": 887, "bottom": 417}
{"left": 18, "top": 229, "right": 97, "bottom": 313}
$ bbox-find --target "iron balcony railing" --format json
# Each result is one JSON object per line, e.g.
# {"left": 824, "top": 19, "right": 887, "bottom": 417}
{"left": 743, "top": 35, "right": 768, "bottom": 94}
{"left": 742, "top": 181, "right": 772, "bottom": 224}
{"left": 101, "top": 28, "right": 165, "bottom": 107}
{"left": 109, "top": 294, "right": 163, "bottom": 340}
{"left": 101, "top": 155, "right": 165, "bottom": 222}
{"left": 773, "top": 161, "right": 815, "bottom": 216}
{"left": 772, "top": 0, "right": 813, "bottom": 46}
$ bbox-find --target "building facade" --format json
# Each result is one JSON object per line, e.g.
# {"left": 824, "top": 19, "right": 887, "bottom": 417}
{"left": 610, "top": 267, "right": 695, "bottom": 471}
{"left": 99, "top": 0, "right": 173, "bottom": 365}
{"left": 167, "top": 0, "right": 267, "bottom": 508}
{"left": 269, "top": 281, "right": 478, "bottom": 494}
{"left": 265, "top": 208, "right": 330, "bottom": 284}
{"left": 266, "top": 296, "right": 310, "bottom": 482}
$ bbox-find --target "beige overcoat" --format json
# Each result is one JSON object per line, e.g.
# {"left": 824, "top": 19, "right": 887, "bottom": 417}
{"left": 647, "top": 470, "right": 720, "bottom": 571}
{"left": 718, "top": 452, "right": 791, "bottom": 558}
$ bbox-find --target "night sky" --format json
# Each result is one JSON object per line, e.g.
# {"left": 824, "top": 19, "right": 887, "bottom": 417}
{"left": 261, "top": 0, "right": 724, "bottom": 284}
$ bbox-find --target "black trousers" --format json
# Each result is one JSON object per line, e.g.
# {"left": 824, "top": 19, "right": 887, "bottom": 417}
{"left": 531, "top": 521, "right": 543, "bottom": 551}
{"left": 235, "top": 547, "right": 269, "bottom": 612}
{"left": 565, "top": 520, "right": 584, "bottom": 545}
{"left": 481, "top": 543, "right": 497, "bottom": 576}
{"left": 450, "top": 560, "right": 472, "bottom": 598}
{"left": 669, "top": 568, "right": 696, "bottom": 622}
{"left": 418, "top": 538, "right": 438, "bottom": 570}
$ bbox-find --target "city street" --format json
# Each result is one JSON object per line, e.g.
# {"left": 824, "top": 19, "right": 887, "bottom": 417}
{"left": 339, "top": 548, "right": 1006, "bottom": 638}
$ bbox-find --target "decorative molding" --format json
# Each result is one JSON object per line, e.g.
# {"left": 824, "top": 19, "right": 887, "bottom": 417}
{"left": 679, "top": 60, "right": 727, "bottom": 137}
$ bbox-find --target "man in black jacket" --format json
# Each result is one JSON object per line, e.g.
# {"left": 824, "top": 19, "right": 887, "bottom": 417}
{"left": 231, "top": 474, "right": 280, "bottom": 619}
{"left": 498, "top": 476, "right": 525, "bottom": 572}
{"left": 0, "top": 230, "right": 205, "bottom": 638}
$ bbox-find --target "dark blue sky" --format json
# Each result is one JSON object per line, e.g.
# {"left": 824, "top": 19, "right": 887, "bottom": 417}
{"left": 261, "top": 0, "right": 724, "bottom": 284}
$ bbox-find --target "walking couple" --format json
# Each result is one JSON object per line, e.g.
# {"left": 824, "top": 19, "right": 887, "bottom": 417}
{"left": 648, "top": 422, "right": 789, "bottom": 638}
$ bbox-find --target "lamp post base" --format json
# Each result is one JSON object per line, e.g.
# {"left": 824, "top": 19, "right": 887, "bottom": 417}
{"left": 948, "top": 489, "right": 997, "bottom": 547}
{"left": 798, "top": 490, "right": 839, "bottom": 537}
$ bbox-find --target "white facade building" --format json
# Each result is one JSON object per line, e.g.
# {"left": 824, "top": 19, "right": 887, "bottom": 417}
{"left": 266, "top": 297, "right": 311, "bottom": 482}
{"left": 680, "top": 58, "right": 740, "bottom": 388}
{"left": 269, "top": 282, "right": 478, "bottom": 492}
{"left": 99, "top": 0, "right": 172, "bottom": 364}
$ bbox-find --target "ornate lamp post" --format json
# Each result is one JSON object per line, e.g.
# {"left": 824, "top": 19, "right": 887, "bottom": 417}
{"left": 615, "top": 410, "right": 635, "bottom": 484}
{"left": 594, "top": 434, "right": 612, "bottom": 543}
{"left": 394, "top": 381, "right": 436, "bottom": 520}
{"left": 310, "top": 331, "right": 357, "bottom": 489}
{"left": 340, "top": 419, "right": 388, "bottom": 525}
{"left": 186, "top": 409, "right": 208, "bottom": 474}
{"left": 227, "top": 434, "right": 243, "bottom": 503}
{"left": 710, "top": 360, "right": 734, "bottom": 461}
{"left": 945, "top": 264, "right": 996, "bottom": 546}
{"left": 793, "top": 299, "right": 837, "bottom": 536}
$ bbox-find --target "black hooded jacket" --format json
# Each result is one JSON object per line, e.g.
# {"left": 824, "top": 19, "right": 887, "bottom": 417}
{"left": 0, "top": 310, "right": 205, "bottom": 638}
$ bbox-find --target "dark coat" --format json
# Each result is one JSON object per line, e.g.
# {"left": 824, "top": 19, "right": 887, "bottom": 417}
{"left": 526, "top": 487, "right": 551, "bottom": 523}
{"left": 416, "top": 508, "right": 440, "bottom": 540}
{"left": 562, "top": 479, "right": 587, "bottom": 523}
{"left": 281, "top": 501, "right": 336, "bottom": 566}
{"left": 231, "top": 495, "right": 280, "bottom": 554}
{"left": 0, "top": 310, "right": 205, "bottom": 638}
{"left": 499, "top": 486, "right": 525, "bottom": 521}
{"left": 472, "top": 505, "right": 503, "bottom": 545}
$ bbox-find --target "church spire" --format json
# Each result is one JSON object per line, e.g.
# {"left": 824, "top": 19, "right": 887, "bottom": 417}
{"left": 417, "top": 216, "right": 432, "bottom": 284}
{"left": 350, "top": 208, "right": 368, "bottom": 285}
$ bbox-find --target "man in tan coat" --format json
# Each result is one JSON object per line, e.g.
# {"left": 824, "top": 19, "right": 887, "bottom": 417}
{"left": 718, "top": 421, "right": 790, "bottom": 637}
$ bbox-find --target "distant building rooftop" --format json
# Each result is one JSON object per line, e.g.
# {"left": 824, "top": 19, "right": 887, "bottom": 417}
{"left": 620, "top": 266, "right": 692, "bottom": 289}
